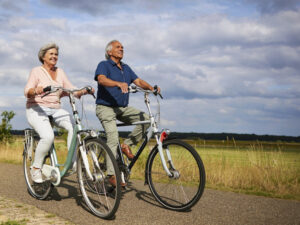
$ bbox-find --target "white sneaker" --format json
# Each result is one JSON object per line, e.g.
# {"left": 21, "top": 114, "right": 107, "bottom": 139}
{"left": 30, "top": 167, "right": 43, "bottom": 183}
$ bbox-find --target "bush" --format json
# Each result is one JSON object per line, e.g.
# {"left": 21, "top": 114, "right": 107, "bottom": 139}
{"left": 0, "top": 110, "right": 16, "bottom": 143}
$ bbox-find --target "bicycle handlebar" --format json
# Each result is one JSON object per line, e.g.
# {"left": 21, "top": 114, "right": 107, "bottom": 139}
{"left": 42, "top": 85, "right": 95, "bottom": 98}
{"left": 128, "top": 85, "right": 163, "bottom": 99}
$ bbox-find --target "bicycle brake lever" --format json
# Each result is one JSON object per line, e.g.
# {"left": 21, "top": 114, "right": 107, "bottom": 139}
{"left": 41, "top": 86, "right": 52, "bottom": 98}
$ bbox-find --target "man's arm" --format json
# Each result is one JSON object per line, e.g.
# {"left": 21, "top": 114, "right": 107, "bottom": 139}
{"left": 133, "top": 78, "right": 160, "bottom": 93}
{"left": 97, "top": 74, "right": 128, "bottom": 93}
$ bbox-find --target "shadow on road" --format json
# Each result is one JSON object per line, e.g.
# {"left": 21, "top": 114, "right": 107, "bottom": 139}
{"left": 123, "top": 180, "right": 165, "bottom": 210}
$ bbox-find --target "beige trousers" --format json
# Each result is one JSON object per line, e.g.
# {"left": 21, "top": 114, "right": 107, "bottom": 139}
{"left": 96, "top": 105, "right": 150, "bottom": 175}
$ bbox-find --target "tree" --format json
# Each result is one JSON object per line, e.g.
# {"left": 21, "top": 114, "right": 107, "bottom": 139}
{"left": 0, "top": 110, "right": 16, "bottom": 143}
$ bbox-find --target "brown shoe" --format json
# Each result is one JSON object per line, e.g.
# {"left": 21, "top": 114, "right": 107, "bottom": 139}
{"left": 108, "top": 175, "right": 126, "bottom": 187}
{"left": 121, "top": 144, "right": 134, "bottom": 160}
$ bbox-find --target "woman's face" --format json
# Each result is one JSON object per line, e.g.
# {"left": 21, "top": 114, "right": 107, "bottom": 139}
{"left": 43, "top": 48, "right": 58, "bottom": 67}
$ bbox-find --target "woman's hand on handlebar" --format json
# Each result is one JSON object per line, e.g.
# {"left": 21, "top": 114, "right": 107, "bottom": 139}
{"left": 34, "top": 86, "right": 44, "bottom": 95}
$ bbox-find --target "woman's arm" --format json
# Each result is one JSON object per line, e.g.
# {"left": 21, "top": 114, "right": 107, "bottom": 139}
{"left": 24, "top": 69, "right": 43, "bottom": 98}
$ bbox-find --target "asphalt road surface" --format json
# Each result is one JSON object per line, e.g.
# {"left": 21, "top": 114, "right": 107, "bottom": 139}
{"left": 0, "top": 163, "right": 299, "bottom": 225}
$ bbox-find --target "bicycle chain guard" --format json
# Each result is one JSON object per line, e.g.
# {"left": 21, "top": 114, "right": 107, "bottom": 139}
{"left": 42, "top": 164, "right": 61, "bottom": 186}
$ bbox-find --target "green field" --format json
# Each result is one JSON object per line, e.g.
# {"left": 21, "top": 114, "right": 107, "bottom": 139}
{"left": 1, "top": 137, "right": 299, "bottom": 200}
{"left": 130, "top": 139, "right": 300, "bottom": 200}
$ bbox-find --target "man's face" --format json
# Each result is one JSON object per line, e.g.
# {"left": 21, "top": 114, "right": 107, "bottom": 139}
{"left": 109, "top": 41, "right": 124, "bottom": 60}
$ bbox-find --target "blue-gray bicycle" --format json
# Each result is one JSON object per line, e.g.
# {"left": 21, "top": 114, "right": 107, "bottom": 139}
{"left": 23, "top": 86, "right": 121, "bottom": 219}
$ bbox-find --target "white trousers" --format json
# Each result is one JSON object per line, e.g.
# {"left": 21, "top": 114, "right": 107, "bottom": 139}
{"left": 26, "top": 105, "right": 74, "bottom": 168}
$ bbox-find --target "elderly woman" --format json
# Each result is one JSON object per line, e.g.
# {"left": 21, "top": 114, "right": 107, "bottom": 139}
{"left": 24, "top": 43, "right": 90, "bottom": 183}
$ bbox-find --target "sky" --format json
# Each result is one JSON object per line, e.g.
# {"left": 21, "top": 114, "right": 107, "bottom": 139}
{"left": 0, "top": 0, "right": 300, "bottom": 136}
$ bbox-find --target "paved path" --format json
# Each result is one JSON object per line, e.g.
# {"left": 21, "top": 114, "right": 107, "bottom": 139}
{"left": 0, "top": 163, "right": 299, "bottom": 225}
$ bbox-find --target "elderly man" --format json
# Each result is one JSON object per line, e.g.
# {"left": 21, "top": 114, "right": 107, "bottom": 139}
{"left": 94, "top": 40, "right": 160, "bottom": 186}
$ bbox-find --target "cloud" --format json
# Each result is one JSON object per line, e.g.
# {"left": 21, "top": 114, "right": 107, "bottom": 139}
{"left": 0, "top": 0, "right": 299, "bottom": 136}
{"left": 245, "top": 0, "right": 300, "bottom": 14}
{"left": 0, "top": 0, "right": 28, "bottom": 13}
{"left": 40, "top": 0, "right": 171, "bottom": 16}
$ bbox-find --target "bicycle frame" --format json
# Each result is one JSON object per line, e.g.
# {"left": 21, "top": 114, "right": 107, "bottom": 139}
{"left": 116, "top": 87, "right": 173, "bottom": 177}
{"left": 40, "top": 86, "right": 97, "bottom": 186}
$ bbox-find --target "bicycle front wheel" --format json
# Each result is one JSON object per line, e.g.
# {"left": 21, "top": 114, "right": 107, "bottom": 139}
{"left": 146, "top": 139, "right": 205, "bottom": 211}
{"left": 77, "top": 138, "right": 121, "bottom": 219}
{"left": 23, "top": 129, "right": 53, "bottom": 200}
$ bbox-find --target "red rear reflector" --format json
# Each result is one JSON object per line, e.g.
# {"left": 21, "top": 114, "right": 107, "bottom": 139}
{"left": 160, "top": 131, "right": 168, "bottom": 142}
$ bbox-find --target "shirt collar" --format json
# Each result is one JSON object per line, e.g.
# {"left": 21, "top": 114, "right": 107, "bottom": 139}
{"left": 108, "top": 58, "right": 124, "bottom": 66}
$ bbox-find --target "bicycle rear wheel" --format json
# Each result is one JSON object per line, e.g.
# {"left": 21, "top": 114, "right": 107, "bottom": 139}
{"left": 23, "top": 129, "right": 53, "bottom": 200}
{"left": 146, "top": 139, "right": 205, "bottom": 211}
{"left": 77, "top": 138, "right": 121, "bottom": 219}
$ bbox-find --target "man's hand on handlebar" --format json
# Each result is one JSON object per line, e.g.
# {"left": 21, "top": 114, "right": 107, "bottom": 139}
{"left": 118, "top": 82, "right": 129, "bottom": 93}
{"left": 83, "top": 86, "right": 96, "bottom": 98}
{"left": 153, "top": 85, "right": 161, "bottom": 94}
{"left": 153, "top": 85, "right": 163, "bottom": 99}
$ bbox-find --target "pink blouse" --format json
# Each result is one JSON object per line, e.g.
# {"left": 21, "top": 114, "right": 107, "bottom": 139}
{"left": 24, "top": 66, "right": 76, "bottom": 109}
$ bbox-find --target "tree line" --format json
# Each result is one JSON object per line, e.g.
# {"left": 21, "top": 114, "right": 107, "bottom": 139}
{"left": 9, "top": 129, "right": 300, "bottom": 143}
{"left": 2, "top": 109, "right": 300, "bottom": 143}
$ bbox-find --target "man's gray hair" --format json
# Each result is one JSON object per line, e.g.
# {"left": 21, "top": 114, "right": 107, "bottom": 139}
{"left": 38, "top": 43, "right": 59, "bottom": 63}
{"left": 105, "top": 40, "right": 119, "bottom": 60}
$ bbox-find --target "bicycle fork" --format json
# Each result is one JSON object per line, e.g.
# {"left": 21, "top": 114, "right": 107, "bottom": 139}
{"left": 79, "top": 140, "right": 103, "bottom": 182}
{"left": 155, "top": 129, "right": 179, "bottom": 178}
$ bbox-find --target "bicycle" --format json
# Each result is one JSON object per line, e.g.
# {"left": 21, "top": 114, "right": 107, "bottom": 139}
{"left": 23, "top": 85, "right": 122, "bottom": 219}
{"left": 102, "top": 85, "right": 206, "bottom": 211}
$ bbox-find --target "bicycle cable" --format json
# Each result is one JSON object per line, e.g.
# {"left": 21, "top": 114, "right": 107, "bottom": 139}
{"left": 155, "top": 95, "right": 161, "bottom": 128}
{"left": 79, "top": 96, "right": 89, "bottom": 129}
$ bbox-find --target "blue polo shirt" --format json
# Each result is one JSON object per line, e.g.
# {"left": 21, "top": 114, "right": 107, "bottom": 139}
{"left": 94, "top": 59, "right": 138, "bottom": 107}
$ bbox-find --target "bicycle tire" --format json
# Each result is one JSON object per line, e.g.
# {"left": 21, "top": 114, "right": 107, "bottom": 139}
{"left": 77, "top": 138, "right": 121, "bottom": 219}
{"left": 146, "top": 139, "right": 205, "bottom": 211}
{"left": 23, "top": 130, "right": 53, "bottom": 200}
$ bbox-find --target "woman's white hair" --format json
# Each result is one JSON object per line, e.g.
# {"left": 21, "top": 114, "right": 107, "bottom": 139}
{"left": 38, "top": 43, "right": 59, "bottom": 63}
{"left": 105, "top": 40, "right": 119, "bottom": 60}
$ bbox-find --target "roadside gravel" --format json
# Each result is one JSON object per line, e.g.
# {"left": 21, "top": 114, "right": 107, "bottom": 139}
{"left": 0, "top": 195, "right": 75, "bottom": 225}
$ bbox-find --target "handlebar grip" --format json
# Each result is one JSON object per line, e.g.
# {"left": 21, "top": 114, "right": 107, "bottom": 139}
{"left": 43, "top": 86, "right": 51, "bottom": 92}
{"left": 153, "top": 85, "right": 163, "bottom": 99}
{"left": 153, "top": 85, "right": 158, "bottom": 95}
{"left": 85, "top": 86, "right": 96, "bottom": 99}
